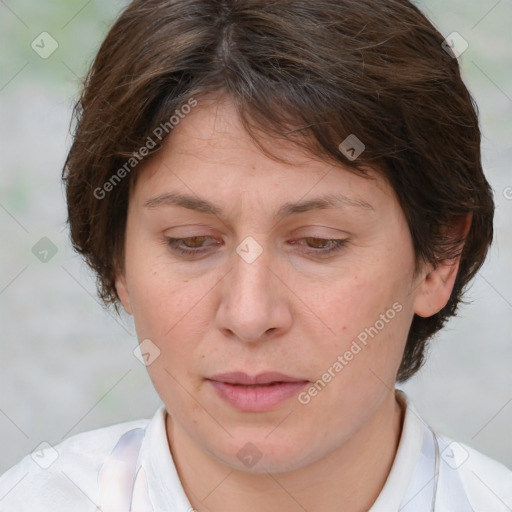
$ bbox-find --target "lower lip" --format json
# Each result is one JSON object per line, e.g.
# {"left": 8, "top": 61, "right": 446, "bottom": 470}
{"left": 208, "top": 380, "right": 308, "bottom": 412}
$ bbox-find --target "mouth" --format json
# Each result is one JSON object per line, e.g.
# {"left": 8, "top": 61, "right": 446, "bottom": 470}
{"left": 224, "top": 382, "right": 290, "bottom": 387}
{"left": 207, "top": 371, "right": 309, "bottom": 386}
{"left": 206, "top": 372, "right": 309, "bottom": 412}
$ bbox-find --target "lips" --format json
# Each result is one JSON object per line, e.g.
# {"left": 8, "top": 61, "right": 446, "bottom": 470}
{"left": 206, "top": 372, "right": 309, "bottom": 412}
{"left": 207, "top": 371, "right": 308, "bottom": 386}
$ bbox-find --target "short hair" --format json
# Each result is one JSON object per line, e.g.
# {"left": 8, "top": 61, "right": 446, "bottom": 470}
{"left": 62, "top": 0, "right": 494, "bottom": 382}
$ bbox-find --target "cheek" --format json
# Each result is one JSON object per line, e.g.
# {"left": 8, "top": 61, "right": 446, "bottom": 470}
{"left": 305, "top": 253, "right": 412, "bottom": 378}
{"left": 125, "top": 257, "right": 207, "bottom": 403}
{"left": 297, "top": 266, "right": 409, "bottom": 434}
{"left": 124, "top": 242, "right": 219, "bottom": 361}
{"left": 124, "top": 236, "right": 182, "bottom": 324}
{"left": 129, "top": 271, "right": 195, "bottom": 340}
{"left": 315, "top": 267, "right": 398, "bottom": 339}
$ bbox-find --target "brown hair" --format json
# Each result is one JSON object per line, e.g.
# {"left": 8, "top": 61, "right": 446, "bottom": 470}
{"left": 62, "top": 0, "right": 494, "bottom": 382}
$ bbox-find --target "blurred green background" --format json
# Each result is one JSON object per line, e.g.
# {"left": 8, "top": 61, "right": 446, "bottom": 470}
{"left": 1, "top": 0, "right": 511, "bottom": 476}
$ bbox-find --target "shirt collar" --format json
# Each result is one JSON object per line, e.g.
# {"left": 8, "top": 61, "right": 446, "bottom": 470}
{"left": 141, "top": 391, "right": 433, "bottom": 511}
{"left": 369, "top": 390, "right": 432, "bottom": 511}
{"left": 139, "top": 405, "right": 193, "bottom": 511}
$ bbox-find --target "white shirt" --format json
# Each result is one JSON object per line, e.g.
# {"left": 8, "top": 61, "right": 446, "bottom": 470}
{"left": 1, "top": 391, "right": 511, "bottom": 511}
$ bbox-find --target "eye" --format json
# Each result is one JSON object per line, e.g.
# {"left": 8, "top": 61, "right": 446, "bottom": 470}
{"left": 290, "top": 237, "right": 350, "bottom": 256}
{"left": 165, "top": 236, "right": 217, "bottom": 256}
{"left": 165, "top": 236, "right": 349, "bottom": 257}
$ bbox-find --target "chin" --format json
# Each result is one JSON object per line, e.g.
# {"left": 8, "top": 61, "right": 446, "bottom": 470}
{"left": 207, "top": 433, "right": 325, "bottom": 475}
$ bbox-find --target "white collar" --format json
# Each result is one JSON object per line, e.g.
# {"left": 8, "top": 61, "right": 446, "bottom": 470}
{"left": 99, "top": 391, "right": 475, "bottom": 511}
{"left": 369, "top": 390, "right": 427, "bottom": 511}
{"left": 137, "top": 405, "right": 192, "bottom": 511}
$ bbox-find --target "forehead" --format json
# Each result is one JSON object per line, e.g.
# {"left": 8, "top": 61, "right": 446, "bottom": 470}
{"left": 130, "top": 95, "right": 396, "bottom": 218}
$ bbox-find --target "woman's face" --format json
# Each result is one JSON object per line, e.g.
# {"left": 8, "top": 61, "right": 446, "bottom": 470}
{"left": 116, "top": 94, "right": 434, "bottom": 473}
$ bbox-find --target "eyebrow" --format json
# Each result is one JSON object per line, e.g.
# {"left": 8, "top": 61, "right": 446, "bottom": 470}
{"left": 143, "top": 191, "right": 375, "bottom": 220}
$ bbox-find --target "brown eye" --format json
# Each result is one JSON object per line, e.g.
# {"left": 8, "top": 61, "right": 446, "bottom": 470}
{"left": 291, "top": 237, "right": 350, "bottom": 256}
{"left": 181, "top": 236, "right": 208, "bottom": 248}
{"left": 166, "top": 236, "right": 349, "bottom": 258}
{"left": 304, "top": 237, "right": 331, "bottom": 249}
{"left": 165, "top": 236, "right": 218, "bottom": 256}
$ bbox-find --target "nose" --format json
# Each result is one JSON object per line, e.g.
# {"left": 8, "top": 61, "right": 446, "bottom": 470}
{"left": 216, "top": 239, "right": 292, "bottom": 343}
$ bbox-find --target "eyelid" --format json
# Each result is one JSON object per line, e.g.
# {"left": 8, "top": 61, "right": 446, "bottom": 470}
{"left": 164, "top": 235, "right": 350, "bottom": 258}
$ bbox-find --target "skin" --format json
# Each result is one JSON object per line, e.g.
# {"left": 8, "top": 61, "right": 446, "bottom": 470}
{"left": 116, "top": 93, "right": 471, "bottom": 512}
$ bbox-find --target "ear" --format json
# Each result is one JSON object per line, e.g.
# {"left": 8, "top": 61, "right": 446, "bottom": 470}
{"left": 115, "top": 271, "right": 133, "bottom": 316}
{"left": 413, "top": 213, "right": 472, "bottom": 318}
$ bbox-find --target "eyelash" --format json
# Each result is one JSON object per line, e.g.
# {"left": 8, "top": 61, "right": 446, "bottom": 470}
{"left": 165, "top": 236, "right": 349, "bottom": 257}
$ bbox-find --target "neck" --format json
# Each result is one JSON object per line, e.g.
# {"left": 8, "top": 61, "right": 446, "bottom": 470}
{"left": 166, "top": 391, "right": 404, "bottom": 512}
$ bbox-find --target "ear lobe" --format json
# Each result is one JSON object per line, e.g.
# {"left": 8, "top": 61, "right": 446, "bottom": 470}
{"left": 413, "top": 213, "right": 472, "bottom": 318}
{"left": 115, "top": 272, "right": 133, "bottom": 315}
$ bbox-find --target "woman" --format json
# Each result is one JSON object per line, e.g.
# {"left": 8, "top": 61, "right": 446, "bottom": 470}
{"left": 1, "top": 0, "right": 510, "bottom": 510}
